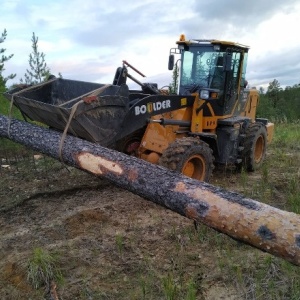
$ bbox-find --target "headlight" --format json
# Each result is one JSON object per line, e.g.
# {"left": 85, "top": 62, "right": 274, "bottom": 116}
{"left": 200, "top": 90, "right": 209, "bottom": 99}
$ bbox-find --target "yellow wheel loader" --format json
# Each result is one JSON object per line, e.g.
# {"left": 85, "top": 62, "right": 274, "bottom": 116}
{"left": 5, "top": 35, "right": 274, "bottom": 181}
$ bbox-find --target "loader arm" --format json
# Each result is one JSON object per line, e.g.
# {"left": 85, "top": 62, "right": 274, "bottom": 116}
{"left": 115, "top": 93, "right": 196, "bottom": 142}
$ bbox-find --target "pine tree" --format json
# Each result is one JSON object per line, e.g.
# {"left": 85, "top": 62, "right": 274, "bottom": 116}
{"left": 0, "top": 29, "right": 16, "bottom": 90}
{"left": 23, "top": 32, "right": 50, "bottom": 84}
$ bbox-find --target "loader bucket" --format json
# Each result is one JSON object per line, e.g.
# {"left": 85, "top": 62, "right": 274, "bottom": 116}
{"left": 4, "top": 79, "right": 129, "bottom": 147}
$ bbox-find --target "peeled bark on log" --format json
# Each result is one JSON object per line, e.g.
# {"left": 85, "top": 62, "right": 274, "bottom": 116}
{"left": 1, "top": 114, "right": 300, "bottom": 266}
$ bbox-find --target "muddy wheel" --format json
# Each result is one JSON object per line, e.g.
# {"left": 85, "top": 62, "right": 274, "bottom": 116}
{"left": 115, "top": 129, "right": 145, "bottom": 156}
{"left": 241, "top": 123, "right": 267, "bottom": 171}
{"left": 159, "top": 137, "right": 214, "bottom": 182}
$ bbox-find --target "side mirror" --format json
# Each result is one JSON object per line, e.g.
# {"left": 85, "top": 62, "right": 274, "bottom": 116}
{"left": 224, "top": 53, "right": 232, "bottom": 71}
{"left": 168, "top": 55, "right": 175, "bottom": 70}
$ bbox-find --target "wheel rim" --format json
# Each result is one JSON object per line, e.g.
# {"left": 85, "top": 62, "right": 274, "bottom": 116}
{"left": 182, "top": 154, "right": 206, "bottom": 180}
{"left": 254, "top": 135, "right": 265, "bottom": 163}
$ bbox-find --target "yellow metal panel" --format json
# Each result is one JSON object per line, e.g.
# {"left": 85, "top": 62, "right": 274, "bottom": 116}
{"left": 266, "top": 122, "right": 275, "bottom": 144}
{"left": 191, "top": 94, "right": 203, "bottom": 133}
{"left": 139, "top": 108, "right": 192, "bottom": 155}
{"left": 242, "top": 90, "right": 259, "bottom": 121}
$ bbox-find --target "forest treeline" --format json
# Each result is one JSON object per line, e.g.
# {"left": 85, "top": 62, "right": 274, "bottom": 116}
{"left": 257, "top": 79, "right": 300, "bottom": 122}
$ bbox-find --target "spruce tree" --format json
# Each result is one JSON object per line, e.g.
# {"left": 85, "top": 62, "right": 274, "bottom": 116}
{"left": 23, "top": 32, "right": 50, "bottom": 84}
{"left": 266, "top": 79, "right": 282, "bottom": 108}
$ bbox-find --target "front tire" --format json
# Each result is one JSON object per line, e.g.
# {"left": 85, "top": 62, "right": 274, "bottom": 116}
{"left": 115, "top": 129, "right": 145, "bottom": 155}
{"left": 241, "top": 123, "right": 267, "bottom": 171}
{"left": 159, "top": 137, "right": 214, "bottom": 182}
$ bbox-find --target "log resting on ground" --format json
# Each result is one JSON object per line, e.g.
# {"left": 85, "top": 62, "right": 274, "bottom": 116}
{"left": 1, "top": 114, "right": 300, "bottom": 266}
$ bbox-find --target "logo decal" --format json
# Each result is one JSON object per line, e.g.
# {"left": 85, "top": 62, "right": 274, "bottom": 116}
{"left": 135, "top": 100, "right": 171, "bottom": 115}
{"left": 181, "top": 98, "right": 187, "bottom": 106}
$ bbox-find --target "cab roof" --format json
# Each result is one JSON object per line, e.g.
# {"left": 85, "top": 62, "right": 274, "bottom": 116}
{"left": 176, "top": 35, "right": 250, "bottom": 50}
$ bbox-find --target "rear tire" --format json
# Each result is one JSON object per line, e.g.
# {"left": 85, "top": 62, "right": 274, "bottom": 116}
{"left": 240, "top": 123, "right": 267, "bottom": 171}
{"left": 159, "top": 137, "right": 214, "bottom": 182}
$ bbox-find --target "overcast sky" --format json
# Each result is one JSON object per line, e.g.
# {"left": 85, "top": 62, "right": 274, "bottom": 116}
{"left": 1, "top": 0, "right": 300, "bottom": 90}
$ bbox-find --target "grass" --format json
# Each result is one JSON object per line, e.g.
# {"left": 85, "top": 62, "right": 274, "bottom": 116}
{"left": 162, "top": 273, "right": 177, "bottom": 300}
{"left": 0, "top": 96, "right": 11, "bottom": 116}
{"left": 115, "top": 233, "right": 125, "bottom": 255}
{"left": 0, "top": 95, "right": 23, "bottom": 119}
{"left": 27, "top": 247, "right": 64, "bottom": 290}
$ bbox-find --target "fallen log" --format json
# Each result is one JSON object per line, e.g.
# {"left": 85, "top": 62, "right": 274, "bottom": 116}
{"left": 1, "top": 114, "right": 300, "bottom": 266}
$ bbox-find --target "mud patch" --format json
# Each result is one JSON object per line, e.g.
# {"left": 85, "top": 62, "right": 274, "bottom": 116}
{"left": 64, "top": 208, "right": 110, "bottom": 238}
{"left": 1, "top": 262, "right": 33, "bottom": 293}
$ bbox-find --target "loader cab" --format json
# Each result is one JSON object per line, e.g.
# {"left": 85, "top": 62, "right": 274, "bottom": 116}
{"left": 169, "top": 36, "right": 249, "bottom": 117}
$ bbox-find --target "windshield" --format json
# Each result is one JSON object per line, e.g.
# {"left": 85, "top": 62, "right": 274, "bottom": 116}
{"left": 179, "top": 46, "right": 226, "bottom": 93}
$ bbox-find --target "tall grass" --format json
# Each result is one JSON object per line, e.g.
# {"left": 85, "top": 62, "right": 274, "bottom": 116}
{"left": 27, "top": 247, "right": 64, "bottom": 289}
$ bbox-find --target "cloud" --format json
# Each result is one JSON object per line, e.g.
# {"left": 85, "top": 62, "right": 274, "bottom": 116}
{"left": 68, "top": 1, "right": 182, "bottom": 48}
{"left": 194, "top": 0, "right": 297, "bottom": 26}
{"left": 248, "top": 46, "right": 300, "bottom": 88}
{"left": 1, "top": 0, "right": 300, "bottom": 89}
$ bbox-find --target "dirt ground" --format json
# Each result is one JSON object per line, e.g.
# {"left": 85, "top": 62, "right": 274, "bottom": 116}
{"left": 0, "top": 154, "right": 288, "bottom": 299}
